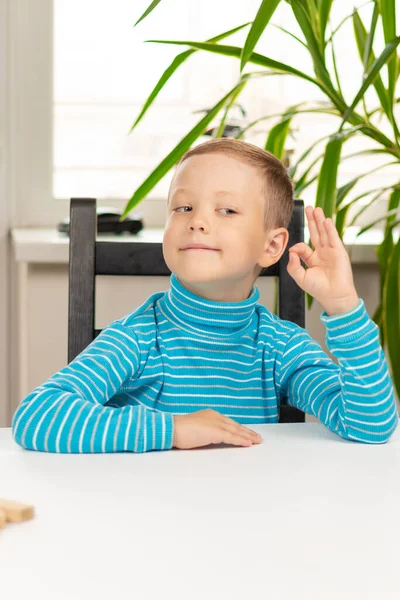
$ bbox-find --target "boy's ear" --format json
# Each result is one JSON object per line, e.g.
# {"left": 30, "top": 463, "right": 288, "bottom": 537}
{"left": 258, "top": 228, "right": 289, "bottom": 268}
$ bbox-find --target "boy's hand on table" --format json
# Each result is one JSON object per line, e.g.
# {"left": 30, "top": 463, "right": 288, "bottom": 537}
{"left": 172, "top": 409, "right": 262, "bottom": 449}
{"left": 287, "top": 206, "right": 359, "bottom": 316}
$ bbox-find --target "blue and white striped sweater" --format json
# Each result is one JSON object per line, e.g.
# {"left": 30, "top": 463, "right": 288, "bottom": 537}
{"left": 12, "top": 273, "right": 399, "bottom": 452}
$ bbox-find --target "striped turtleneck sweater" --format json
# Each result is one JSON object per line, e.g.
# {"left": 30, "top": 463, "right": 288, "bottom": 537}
{"left": 12, "top": 273, "right": 398, "bottom": 452}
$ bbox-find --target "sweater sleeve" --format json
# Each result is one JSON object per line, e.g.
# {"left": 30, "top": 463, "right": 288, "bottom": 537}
{"left": 276, "top": 298, "right": 399, "bottom": 444}
{"left": 11, "top": 321, "right": 174, "bottom": 453}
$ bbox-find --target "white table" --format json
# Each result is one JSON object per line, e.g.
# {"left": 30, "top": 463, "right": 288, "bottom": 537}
{"left": 1, "top": 422, "right": 399, "bottom": 600}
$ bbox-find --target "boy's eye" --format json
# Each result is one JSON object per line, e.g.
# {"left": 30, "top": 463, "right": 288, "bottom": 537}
{"left": 173, "top": 206, "right": 237, "bottom": 215}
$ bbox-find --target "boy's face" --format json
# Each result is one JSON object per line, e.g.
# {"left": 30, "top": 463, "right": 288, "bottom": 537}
{"left": 163, "top": 153, "right": 288, "bottom": 302}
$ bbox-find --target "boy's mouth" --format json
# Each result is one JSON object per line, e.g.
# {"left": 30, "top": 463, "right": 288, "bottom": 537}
{"left": 180, "top": 243, "right": 220, "bottom": 251}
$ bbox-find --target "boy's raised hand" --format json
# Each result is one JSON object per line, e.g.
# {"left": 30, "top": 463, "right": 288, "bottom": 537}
{"left": 173, "top": 409, "right": 262, "bottom": 449}
{"left": 287, "top": 206, "right": 359, "bottom": 316}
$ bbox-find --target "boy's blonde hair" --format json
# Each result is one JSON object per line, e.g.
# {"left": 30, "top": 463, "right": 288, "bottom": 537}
{"left": 176, "top": 137, "right": 294, "bottom": 231}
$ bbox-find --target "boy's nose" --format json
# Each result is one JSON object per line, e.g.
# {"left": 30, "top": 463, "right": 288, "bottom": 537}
{"left": 189, "top": 216, "right": 209, "bottom": 231}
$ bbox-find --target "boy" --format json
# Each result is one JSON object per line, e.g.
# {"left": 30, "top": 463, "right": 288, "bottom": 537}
{"left": 12, "top": 138, "right": 398, "bottom": 452}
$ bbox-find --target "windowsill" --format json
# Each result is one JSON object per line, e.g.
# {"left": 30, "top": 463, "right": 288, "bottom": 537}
{"left": 10, "top": 226, "right": 399, "bottom": 264}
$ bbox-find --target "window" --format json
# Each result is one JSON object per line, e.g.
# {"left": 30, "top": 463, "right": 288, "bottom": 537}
{"left": 53, "top": 0, "right": 262, "bottom": 205}
{"left": 10, "top": 0, "right": 399, "bottom": 227}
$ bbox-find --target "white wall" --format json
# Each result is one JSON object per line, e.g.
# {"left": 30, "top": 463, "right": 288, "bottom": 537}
{"left": 0, "top": 0, "right": 10, "bottom": 427}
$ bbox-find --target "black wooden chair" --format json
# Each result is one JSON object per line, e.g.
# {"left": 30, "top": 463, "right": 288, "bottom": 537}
{"left": 68, "top": 198, "right": 306, "bottom": 423}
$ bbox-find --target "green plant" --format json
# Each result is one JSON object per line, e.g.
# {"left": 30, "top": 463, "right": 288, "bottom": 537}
{"left": 123, "top": 0, "right": 400, "bottom": 400}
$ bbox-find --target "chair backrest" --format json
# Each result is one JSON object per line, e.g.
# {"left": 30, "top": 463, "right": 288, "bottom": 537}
{"left": 68, "top": 197, "right": 306, "bottom": 423}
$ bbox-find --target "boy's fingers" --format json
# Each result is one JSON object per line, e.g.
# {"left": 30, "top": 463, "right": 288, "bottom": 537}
{"left": 324, "top": 217, "right": 341, "bottom": 248}
{"left": 287, "top": 252, "right": 306, "bottom": 283}
{"left": 306, "top": 208, "right": 321, "bottom": 249}
{"left": 289, "top": 243, "right": 313, "bottom": 265}
{"left": 239, "top": 425, "right": 261, "bottom": 440}
{"left": 224, "top": 423, "right": 260, "bottom": 442}
{"left": 314, "top": 207, "right": 329, "bottom": 247}
{"left": 221, "top": 416, "right": 257, "bottom": 436}
{"left": 222, "top": 430, "right": 253, "bottom": 447}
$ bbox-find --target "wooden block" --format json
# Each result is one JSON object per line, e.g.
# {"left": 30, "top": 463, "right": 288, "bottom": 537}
{"left": 0, "top": 508, "right": 6, "bottom": 528}
{"left": 0, "top": 499, "right": 35, "bottom": 523}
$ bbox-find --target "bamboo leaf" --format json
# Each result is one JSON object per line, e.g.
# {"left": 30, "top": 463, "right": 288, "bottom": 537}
{"left": 294, "top": 174, "right": 318, "bottom": 195}
{"left": 293, "top": 153, "right": 324, "bottom": 192}
{"left": 377, "top": 0, "right": 398, "bottom": 106}
{"left": 145, "top": 39, "right": 319, "bottom": 86}
{"left": 134, "top": 0, "right": 163, "bottom": 27}
{"left": 352, "top": 9, "right": 390, "bottom": 120}
{"left": 375, "top": 228, "right": 394, "bottom": 346}
{"left": 121, "top": 80, "right": 248, "bottom": 219}
{"left": 362, "top": 2, "right": 379, "bottom": 72}
{"left": 240, "top": 0, "right": 281, "bottom": 72}
{"left": 336, "top": 160, "right": 398, "bottom": 208}
{"left": 326, "top": 0, "right": 373, "bottom": 43}
{"left": 318, "top": 0, "right": 334, "bottom": 46}
{"left": 356, "top": 207, "right": 400, "bottom": 235}
{"left": 385, "top": 188, "right": 400, "bottom": 234}
{"left": 340, "top": 36, "right": 400, "bottom": 129}
{"left": 348, "top": 186, "right": 400, "bottom": 226}
{"left": 214, "top": 79, "right": 248, "bottom": 138}
{"left": 315, "top": 135, "right": 344, "bottom": 218}
{"left": 269, "top": 23, "right": 308, "bottom": 48}
{"left": 289, "top": 132, "right": 333, "bottom": 178}
{"left": 383, "top": 235, "right": 400, "bottom": 401}
{"left": 264, "top": 112, "right": 293, "bottom": 160}
{"left": 129, "top": 23, "right": 251, "bottom": 133}
{"left": 335, "top": 202, "right": 352, "bottom": 238}
{"left": 289, "top": 0, "right": 334, "bottom": 89}
{"left": 239, "top": 104, "right": 338, "bottom": 141}
{"left": 336, "top": 179, "right": 359, "bottom": 206}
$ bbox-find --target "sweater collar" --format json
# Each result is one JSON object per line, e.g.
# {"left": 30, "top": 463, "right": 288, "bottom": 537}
{"left": 161, "top": 273, "right": 260, "bottom": 337}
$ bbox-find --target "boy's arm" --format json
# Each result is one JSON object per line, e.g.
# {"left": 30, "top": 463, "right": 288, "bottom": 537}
{"left": 282, "top": 205, "right": 399, "bottom": 443}
{"left": 11, "top": 321, "right": 174, "bottom": 453}
{"left": 276, "top": 298, "right": 398, "bottom": 444}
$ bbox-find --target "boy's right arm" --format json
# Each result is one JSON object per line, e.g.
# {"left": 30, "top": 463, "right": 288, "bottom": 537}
{"left": 11, "top": 321, "right": 173, "bottom": 453}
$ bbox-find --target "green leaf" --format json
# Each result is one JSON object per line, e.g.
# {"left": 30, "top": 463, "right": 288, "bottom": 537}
{"left": 352, "top": 9, "right": 390, "bottom": 120}
{"left": 348, "top": 186, "right": 399, "bottom": 227}
{"left": 356, "top": 207, "right": 400, "bottom": 235}
{"left": 214, "top": 79, "right": 248, "bottom": 138}
{"left": 385, "top": 187, "right": 400, "bottom": 234}
{"left": 129, "top": 23, "right": 251, "bottom": 133}
{"left": 289, "top": 0, "right": 335, "bottom": 91}
{"left": 264, "top": 113, "right": 293, "bottom": 160}
{"left": 120, "top": 80, "right": 248, "bottom": 219}
{"left": 336, "top": 160, "right": 398, "bottom": 208}
{"left": 239, "top": 104, "right": 338, "bottom": 141}
{"left": 294, "top": 174, "right": 318, "bottom": 195}
{"left": 145, "top": 39, "right": 319, "bottom": 86}
{"left": 315, "top": 134, "right": 344, "bottom": 218}
{"left": 340, "top": 35, "right": 400, "bottom": 129}
{"left": 343, "top": 147, "right": 396, "bottom": 159}
{"left": 375, "top": 227, "right": 394, "bottom": 346}
{"left": 336, "top": 179, "right": 359, "bottom": 207}
{"left": 300, "top": 125, "right": 364, "bottom": 213}
{"left": 335, "top": 202, "right": 352, "bottom": 239}
{"left": 318, "top": 0, "right": 334, "bottom": 47}
{"left": 240, "top": 0, "right": 281, "bottom": 72}
{"left": 134, "top": 0, "right": 163, "bottom": 27}
{"left": 293, "top": 153, "right": 324, "bottom": 192}
{"left": 289, "top": 132, "right": 333, "bottom": 178}
{"left": 383, "top": 235, "right": 400, "bottom": 401}
{"left": 269, "top": 23, "right": 308, "bottom": 48}
{"left": 362, "top": 2, "right": 379, "bottom": 72}
{"left": 377, "top": 0, "right": 398, "bottom": 105}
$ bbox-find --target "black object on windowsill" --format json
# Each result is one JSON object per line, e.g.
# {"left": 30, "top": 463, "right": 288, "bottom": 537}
{"left": 58, "top": 206, "right": 144, "bottom": 236}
